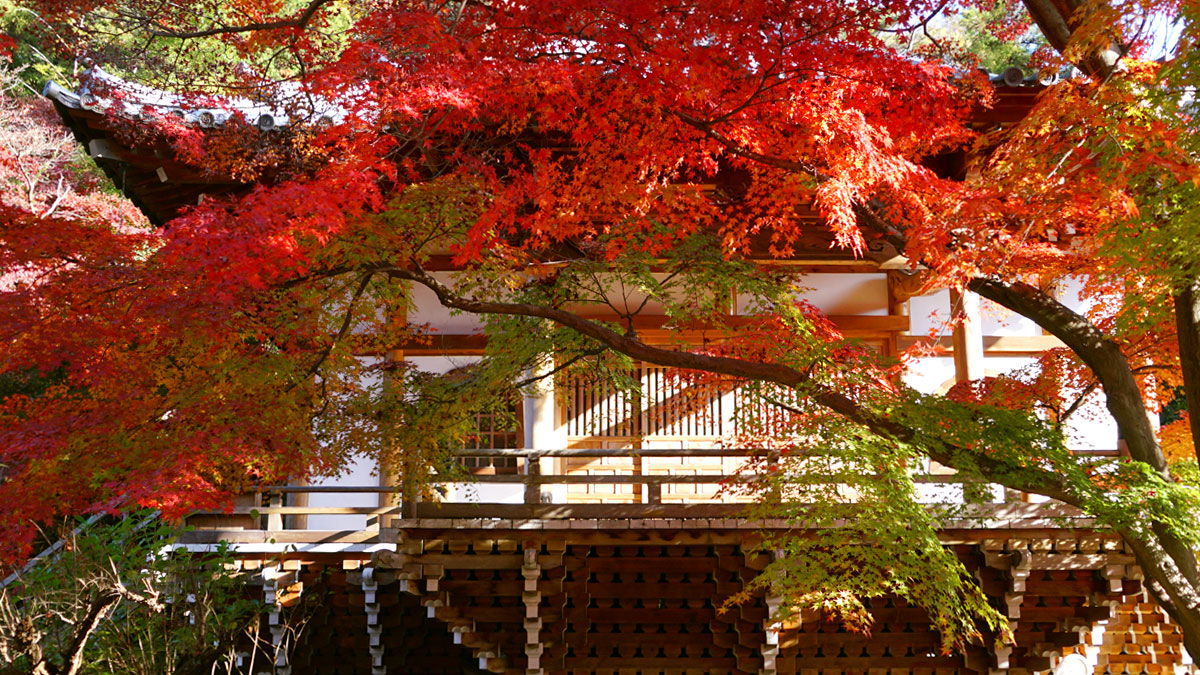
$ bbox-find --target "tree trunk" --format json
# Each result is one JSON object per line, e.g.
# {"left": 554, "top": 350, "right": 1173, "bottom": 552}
{"left": 968, "top": 278, "right": 1200, "bottom": 651}
{"left": 1121, "top": 529, "right": 1200, "bottom": 659}
{"left": 60, "top": 591, "right": 121, "bottom": 675}
{"left": 1173, "top": 278, "right": 1200, "bottom": 466}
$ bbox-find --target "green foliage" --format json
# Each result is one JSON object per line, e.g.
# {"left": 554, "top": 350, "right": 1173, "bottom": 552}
{"left": 0, "top": 364, "right": 66, "bottom": 404}
{"left": 0, "top": 514, "right": 263, "bottom": 675}
{"left": 953, "top": 3, "right": 1046, "bottom": 72}
{"left": 733, "top": 411, "right": 1011, "bottom": 651}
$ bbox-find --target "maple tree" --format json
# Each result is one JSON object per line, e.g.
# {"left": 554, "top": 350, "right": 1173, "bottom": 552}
{"left": 3, "top": 0, "right": 1200, "bottom": 657}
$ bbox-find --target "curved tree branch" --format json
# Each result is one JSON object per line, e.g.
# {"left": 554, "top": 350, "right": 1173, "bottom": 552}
{"left": 967, "top": 278, "right": 1167, "bottom": 476}
{"left": 147, "top": 0, "right": 336, "bottom": 39}
{"left": 380, "top": 263, "right": 1080, "bottom": 504}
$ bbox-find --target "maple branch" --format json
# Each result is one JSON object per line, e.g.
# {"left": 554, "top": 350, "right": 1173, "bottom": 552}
{"left": 512, "top": 347, "right": 606, "bottom": 389}
{"left": 379, "top": 263, "right": 1080, "bottom": 504}
{"left": 673, "top": 111, "right": 910, "bottom": 252}
{"left": 674, "top": 111, "right": 822, "bottom": 176}
{"left": 146, "top": 0, "right": 336, "bottom": 38}
{"left": 1057, "top": 379, "right": 1100, "bottom": 423}
{"left": 289, "top": 272, "right": 374, "bottom": 392}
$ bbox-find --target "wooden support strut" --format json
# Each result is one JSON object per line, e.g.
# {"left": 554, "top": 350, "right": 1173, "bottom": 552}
{"left": 759, "top": 549, "right": 784, "bottom": 675}
{"left": 522, "top": 543, "right": 545, "bottom": 675}
{"left": 260, "top": 565, "right": 299, "bottom": 675}
{"left": 988, "top": 546, "right": 1030, "bottom": 675}
{"left": 361, "top": 566, "right": 386, "bottom": 675}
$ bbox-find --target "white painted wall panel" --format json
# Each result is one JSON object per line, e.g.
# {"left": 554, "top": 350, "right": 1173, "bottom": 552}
{"left": 737, "top": 273, "right": 888, "bottom": 316}
{"left": 404, "top": 355, "right": 525, "bottom": 504}
{"left": 907, "top": 288, "right": 951, "bottom": 337}
{"left": 1063, "top": 391, "right": 1119, "bottom": 451}
{"left": 405, "top": 354, "right": 481, "bottom": 376}
{"left": 305, "top": 454, "right": 379, "bottom": 531}
{"left": 980, "top": 298, "right": 1042, "bottom": 336}
{"left": 407, "top": 272, "right": 485, "bottom": 332}
{"left": 903, "top": 356, "right": 956, "bottom": 395}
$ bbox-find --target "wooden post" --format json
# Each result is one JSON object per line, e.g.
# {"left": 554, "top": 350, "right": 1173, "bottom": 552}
{"left": 524, "top": 456, "right": 541, "bottom": 505}
{"left": 384, "top": 345, "right": 408, "bottom": 509}
{"left": 400, "top": 461, "right": 418, "bottom": 519}
{"left": 646, "top": 477, "right": 662, "bottom": 505}
{"left": 267, "top": 492, "right": 284, "bottom": 531}
{"left": 523, "top": 356, "right": 562, "bottom": 503}
{"left": 950, "top": 288, "right": 985, "bottom": 383}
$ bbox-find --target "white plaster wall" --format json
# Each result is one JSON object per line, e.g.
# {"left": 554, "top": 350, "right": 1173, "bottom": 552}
{"left": 1023, "top": 277, "right": 1117, "bottom": 449}
{"left": 1056, "top": 276, "right": 1100, "bottom": 317}
{"left": 305, "top": 454, "right": 380, "bottom": 531}
{"left": 306, "top": 358, "right": 384, "bottom": 531}
{"left": 980, "top": 298, "right": 1042, "bottom": 336}
{"left": 903, "top": 354, "right": 1117, "bottom": 453}
{"left": 908, "top": 291, "right": 1042, "bottom": 337}
{"left": 906, "top": 288, "right": 951, "bottom": 337}
{"left": 984, "top": 356, "right": 1039, "bottom": 377}
{"left": 560, "top": 272, "right": 719, "bottom": 316}
{"left": 737, "top": 272, "right": 888, "bottom": 316}
{"left": 407, "top": 272, "right": 485, "bottom": 332}
{"left": 405, "top": 354, "right": 481, "bottom": 376}
{"left": 1063, "top": 390, "right": 1119, "bottom": 451}
{"left": 903, "top": 356, "right": 956, "bottom": 395}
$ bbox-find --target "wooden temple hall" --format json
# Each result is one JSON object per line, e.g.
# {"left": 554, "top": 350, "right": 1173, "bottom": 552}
{"left": 43, "top": 70, "right": 1197, "bottom": 675}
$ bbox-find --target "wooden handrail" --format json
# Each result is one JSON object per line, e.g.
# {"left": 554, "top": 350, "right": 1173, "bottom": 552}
{"left": 184, "top": 447, "right": 1118, "bottom": 527}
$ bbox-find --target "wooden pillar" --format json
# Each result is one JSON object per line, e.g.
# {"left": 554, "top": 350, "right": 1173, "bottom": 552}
{"left": 886, "top": 271, "right": 918, "bottom": 359}
{"left": 523, "top": 357, "right": 564, "bottom": 503}
{"left": 266, "top": 492, "right": 284, "bottom": 531}
{"left": 380, "top": 278, "right": 407, "bottom": 509}
{"left": 382, "top": 347, "right": 405, "bottom": 511}
{"left": 950, "top": 288, "right": 985, "bottom": 383}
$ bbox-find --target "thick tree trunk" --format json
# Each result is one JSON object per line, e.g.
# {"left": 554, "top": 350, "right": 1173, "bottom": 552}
{"left": 1173, "top": 278, "right": 1200, "bottom": 466}
{"left": 1121, "top": 529, "right": 1200, "bottom": 659}
{"left": 1021, "top": 0, "right": 1123, "bottom": 78}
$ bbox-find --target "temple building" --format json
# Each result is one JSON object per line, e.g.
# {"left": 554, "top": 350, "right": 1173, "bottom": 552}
{"left": 40, "top": 68, "right": 1195, "bottom": 675}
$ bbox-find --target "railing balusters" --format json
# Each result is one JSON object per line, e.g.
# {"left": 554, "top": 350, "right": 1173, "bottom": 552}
{"left": 193, "top": 448, "right": 1118, "bottom": 527}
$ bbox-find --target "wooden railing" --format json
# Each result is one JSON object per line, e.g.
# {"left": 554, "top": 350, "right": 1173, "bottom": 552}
{"left": 189, "top": 447, "right": 1119, "bottom": 530}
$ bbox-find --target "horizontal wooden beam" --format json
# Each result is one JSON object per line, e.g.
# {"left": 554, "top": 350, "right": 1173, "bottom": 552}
{"left": 403, "top": 500, "right": 1086, "bottom": 521}
{"left": 569, "top": 312, "right": 908, "bottom": 333}
{"left": 897, "top": 334, "right": 1066, "bottom": 355}
{"left": 399, "top": 314, "right": 908, "bottom": 353}
{"left": 396, "top": 333, "right": 487, "bottom": 354}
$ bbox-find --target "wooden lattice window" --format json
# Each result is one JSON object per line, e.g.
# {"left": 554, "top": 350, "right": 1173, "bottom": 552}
{"left": 460, "top": 403, "right": 522, "bottom": 475}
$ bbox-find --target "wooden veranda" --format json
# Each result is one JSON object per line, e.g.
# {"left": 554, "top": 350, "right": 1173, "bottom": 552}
{"left": 182, "top": 447, "right": 1193, "bottom": 675}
